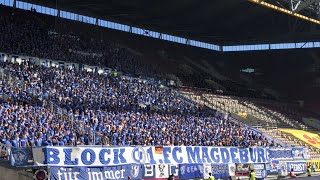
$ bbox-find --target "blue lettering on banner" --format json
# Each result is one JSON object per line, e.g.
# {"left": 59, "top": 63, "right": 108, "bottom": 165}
{"left": 113, "top": 148, "right": 126, "bottom": 164}
{"left": 131, "top": 147, "right": 146, "bottom": 164}
{"left": 286, "top": 161, "right": 308, "bottom": 174}
{"left": 146, "top": 147, "right": 156, "bottom": 164}
{"left": 43, "top": 147, "right": 60, "bottom": 164}
{"left": 257, "top": 148, "right": 266, "bottom": 163}
{"left": 63, "top": 149, "right": 78, "bottom": 165}
{"left": 210, "top": 148, "right": 220, "bottom": 163}
{"left": 220, "top": 148, "right": 231, "bottom": 163}
{"left": 99, "top": 149, "right": 111, "bottom": 165}
{"left": 249, "top": 148, "right": 257, "bottom": 162}
{"left": 186, "top": 147, "right": 202, "bottom": 164}
{"left": 201, "top": 147, "right": 212, "bottom": 163}
{"left": 172, "top": 147, "right": 183, "bottom": 164}
{"left": 32, "top": 146, "right": 273, "bottom": 167}
{"left": 163, "top": 147, "right": 171, "bottom": 164}
{"left": 230, "top": 148, "right": 240, "bottom": 163}
{"left": 81, "top": 149, "right": 95, "bottom": 165}
{"left": 239, "top": 149, "right": 249, "bottom": 163}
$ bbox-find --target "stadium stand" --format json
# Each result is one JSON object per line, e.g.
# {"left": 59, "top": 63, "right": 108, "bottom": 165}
{"left": 0, "top": 3, "right": 318, "bottom": 153}
{"left": 180, "top": 89, "right": 320, "bottom": 159}
{"left": 0, "top": 58, "right": 279, "bottom": 148}
{"left": 180, "top": 91, "right": 309, "bottom": 129}
{"left": 0, "top": 1, "right": 320, "bottom": 179}
{"left": 0, "top": 5, "right": 291, "bottom": 152}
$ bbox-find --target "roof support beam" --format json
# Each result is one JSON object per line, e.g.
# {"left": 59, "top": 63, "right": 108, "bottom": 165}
{"left": 249, "top": 0, "right": 320, "bottom": 24}
{"left": 292, "top": 0, "right": 320, "bottom": 13}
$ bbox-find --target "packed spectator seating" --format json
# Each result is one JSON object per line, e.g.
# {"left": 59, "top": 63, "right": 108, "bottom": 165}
{"left": 1, "top": 61, "right": 206, "bottom": 115}
{"left": 0, "top": 59, "right": 278, "bottom": 148}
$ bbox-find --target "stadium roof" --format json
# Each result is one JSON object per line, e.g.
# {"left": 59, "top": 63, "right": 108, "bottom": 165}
{"left": 19, "top": 0, "right": 320, "bottom": 45}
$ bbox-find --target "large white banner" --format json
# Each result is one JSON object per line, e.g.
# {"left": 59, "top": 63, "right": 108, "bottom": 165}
{"left": 32, "top": 146, "right": 270, "bottom": 167}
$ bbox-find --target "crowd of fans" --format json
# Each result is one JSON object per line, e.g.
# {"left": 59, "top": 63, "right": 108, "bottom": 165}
{"left": 0, "top": 102, "right": 271, "bottom": 148}
{"left": 2, "top": 61, "right": 204, "bottom": 115}
{"left": 0, "top": 5, "right": 279, "bottom": 149}
{"left": 0, "top": 60, "right": 277, "bottom": 148}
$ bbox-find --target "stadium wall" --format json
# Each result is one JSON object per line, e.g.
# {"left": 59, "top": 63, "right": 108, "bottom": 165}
{"left": 0, "top": 163, "right": 32, "bottom": 180}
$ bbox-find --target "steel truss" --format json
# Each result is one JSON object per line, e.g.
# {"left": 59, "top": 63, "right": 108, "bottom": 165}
{"left": 249, "top": 0, "right": 320, "bottom": 24}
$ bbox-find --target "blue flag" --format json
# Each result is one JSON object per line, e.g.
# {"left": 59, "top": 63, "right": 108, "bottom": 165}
{"left": 10, "top": 147, "right": 30, "bottom": 167}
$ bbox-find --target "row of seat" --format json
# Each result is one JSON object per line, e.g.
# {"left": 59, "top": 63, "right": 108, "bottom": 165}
{"left": 180, "top": 90, "right": 320, "bottom": 159}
